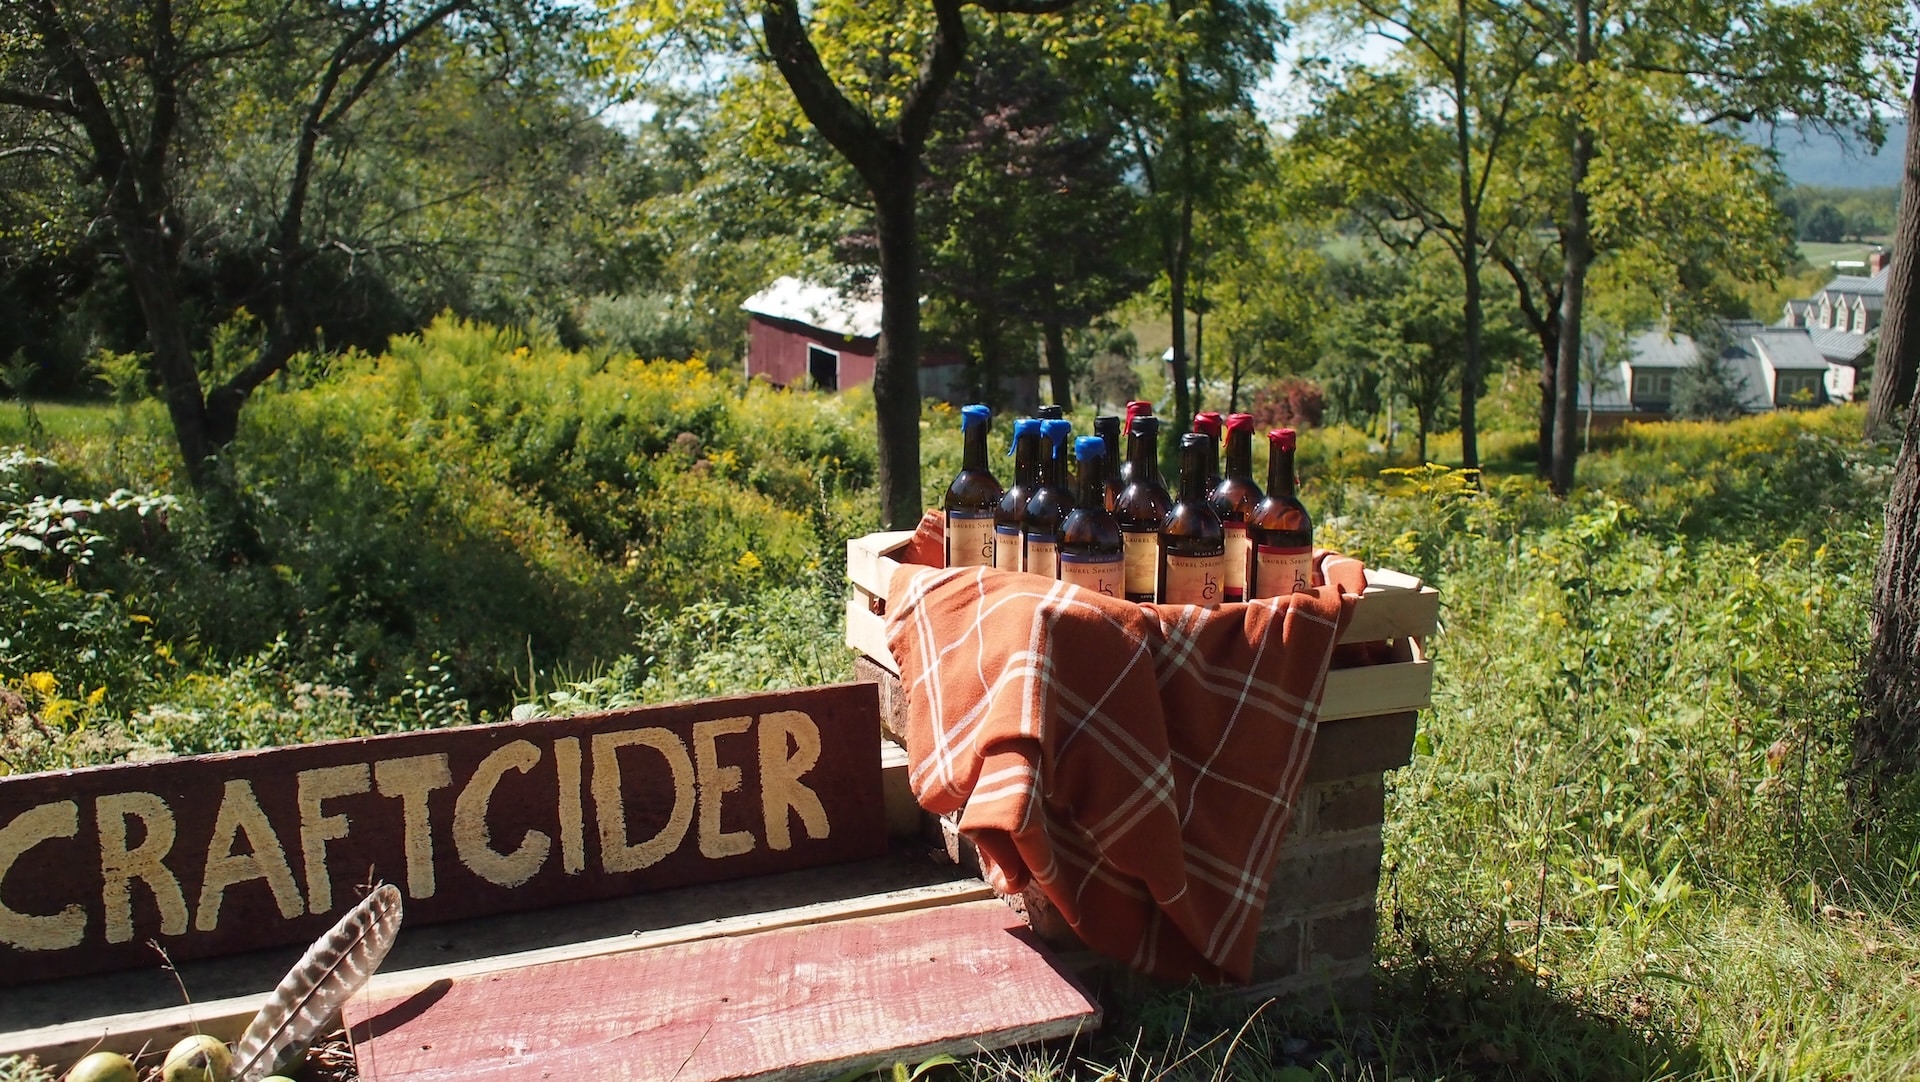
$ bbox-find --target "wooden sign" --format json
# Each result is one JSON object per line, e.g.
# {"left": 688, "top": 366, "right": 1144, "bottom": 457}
{"left": 0, "top": 683, "right": 884, "bottom": 985}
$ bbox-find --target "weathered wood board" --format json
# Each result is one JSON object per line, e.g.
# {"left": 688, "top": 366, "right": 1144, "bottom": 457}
{"left": 0, "top": 684, "right": 884, "bottom": 985}
{"left": 346, "top": 898, "right": 1099, "bottom": 1082}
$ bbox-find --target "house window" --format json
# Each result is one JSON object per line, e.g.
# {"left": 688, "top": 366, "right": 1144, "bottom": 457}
{"left": 1777, "top": 372, "right": 1823, "bottom": 405}
{"left": 807, "top": 344, "right": 839, "bottom": 392}
{"left": 1820, "top": 300, "right": 1832, "bottom": 328}
{"left": 1632, "top": 371, "right": 1674, "bottom": 399}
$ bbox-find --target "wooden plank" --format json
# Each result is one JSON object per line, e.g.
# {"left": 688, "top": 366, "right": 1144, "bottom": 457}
{"left": 347, "top": 899, "right": 1100, "bottom": 1082}
{"left": 1320, "top": 660, "right": 1432, "bottom": 722}
{"left": 846, "top": 531, "right": 917, "bottom": 601}
{"left": 847, "top": 594, "right": 899, "bottom": 676}
{"left": 1345, "top": 584, "right": 1440, "bottom": 643}
{"left": 0, "top": 684, "right": 884, "bottom": 985}
{"left": 6, "top": 876, "right": 996, "bottom": 1069}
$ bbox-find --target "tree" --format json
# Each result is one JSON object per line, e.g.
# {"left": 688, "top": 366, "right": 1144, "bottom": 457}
{"left": 0, "top": 0, "right": 563, "bottom": 487}
{"left": 754, "top": 0, "right": 1080, "bottom": 528}
{"left": 1857, "top": 61, "right": 1920, "bottom": 801}
{"left": 1078, "top": 0, "right": 1281, "bottom": 436}
{"left": 1669, "top": 334, "right": 1744, "bottom": 421}
{"left": 1290, "top": 0, "right": 1547, "bottom": 472}
{"left": 917, "top": 27, "right": 1148, "bottom": 412}
{"left": 1518, "top": 0, "right": 1910, "bottom": 495}
{"left": 1866, "top": 65, "right": 1920, "bottom": 440}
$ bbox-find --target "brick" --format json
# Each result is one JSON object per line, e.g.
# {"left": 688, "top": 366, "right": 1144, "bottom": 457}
{"left": 1250, "top": 918, "right": 1301, "bottom": 982}
{"left": 1313, "top": 775, "right": 1386, "bottom": 834}
{"left": 1306, "top": 905, "right": 1378, "bottom": 967}
{"left": 1268, "top": 829, "right": 1384, "bottom": 913}
{"left": 1304, "top": 712, "right": 1417, "bottom": 783}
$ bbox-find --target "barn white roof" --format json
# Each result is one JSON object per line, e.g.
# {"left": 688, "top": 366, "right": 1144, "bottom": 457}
{"left": 741, "top": 276, "right": 883, "bottom": 339}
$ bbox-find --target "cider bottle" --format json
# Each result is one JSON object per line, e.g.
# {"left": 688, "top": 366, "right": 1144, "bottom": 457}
{"left": 1059, "top": 436, "right": 1124, "bottom": 597}
{"left": 1093, "top": 414, "right": 1122, "bottom": 512}
{"left": 1158, "top": 432, "right": 1225, "bottom": 607}
{"left": 1023, "top": 419, "right": 1075, "bottom": 578}
{"left": 1114, "top": 414, "right": 1171, "bottom": 602}
{"left": 1212, "top": 413, "right": 1263, "bottom": 602}
{"left": 943, "top": 404, "right": 1003, "bottom": 568}
{"left": 1247, "top": 427, "right": 1315, "bottom": 598}
{"left": 994, "top": 418, "right": 1043, "bottom": 572}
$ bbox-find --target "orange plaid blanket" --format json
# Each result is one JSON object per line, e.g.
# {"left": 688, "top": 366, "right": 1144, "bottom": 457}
{"left": 885, "top": 513, "right": 1365, "bottom": 982}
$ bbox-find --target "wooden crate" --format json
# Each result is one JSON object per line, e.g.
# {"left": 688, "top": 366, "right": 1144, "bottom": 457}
{"left": 845, "top": 531, "right": 1438, "bottom": 722}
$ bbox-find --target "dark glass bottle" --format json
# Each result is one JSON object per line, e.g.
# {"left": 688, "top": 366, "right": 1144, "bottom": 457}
{"left": 1158, "top": 432, "right": 1226, "bottom": 607}
{"left": 1118, "top": 400, "right": 1154, "bottom": 490}
{"left": 1059, "top": 436, "right": 1124, "bottom": 598}
{"left": 1192, "top": 411, "right": 1223, "bottom": 495}
{"left": 1093, "top": 415, "right": 1122, "bottom": 512}
{"left": 1212, "top": 412, "right": 1264, "bottom": 602}
{"left": 1247, "top": 427, "right": 1315, "bottom": 598}
{"left": 944, "top": 404, "right": 1003, "bottom": 568}
{"left": 1114, "top": 415, "right": 1171, "bottom": 603}
{"left": 994, "top": 418, "right": 1043, "bottom": 573}
{"left": 1036, "top": 404, "right": 1066, "bottom": 420}
{"left": 1023, "top": 419, "right": 1075, "bottom": 578}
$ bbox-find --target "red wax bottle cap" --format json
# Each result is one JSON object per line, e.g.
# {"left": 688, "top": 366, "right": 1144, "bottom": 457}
{"left": 1224, "top": 413, "right": 1254, "bottom": 433}
{"left": 1269, "top": 428, "right": 1297, "bottom": 453}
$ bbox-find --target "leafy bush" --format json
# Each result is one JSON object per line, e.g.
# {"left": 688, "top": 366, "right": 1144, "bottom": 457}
{"left": 1245, "top": 375, "right": 1326, "bottom": 429}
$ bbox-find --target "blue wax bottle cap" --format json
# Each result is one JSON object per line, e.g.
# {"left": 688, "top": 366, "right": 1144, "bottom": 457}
{"left": 1074, "top": 435, "right": 1106, "bottom": 460}
{"left": 1008, "top": 417, "right": 1042, "bottom": 455}
{"left": 962, "top": 404, "right": 991, "bottom": 432}
{"left": 1041, "top": 419, "right": 1072, "bottom": 448}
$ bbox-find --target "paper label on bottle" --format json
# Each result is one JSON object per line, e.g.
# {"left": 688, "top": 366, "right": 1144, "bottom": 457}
{"left": 1162, "top": 552, "right": 1225, "bottom": 607}
{"left": 1251, "top": 544, "right": 1314, "bottom": 598}
{"left": 994, "top": 525, "right": 1023, "bottom": 572}
{"left": 1223, "top": 522, "right": 1250, "bottom": 602}
{"left": 1025, "top": 538, "right": 1059, "bottom": 579}
{"left": 1122, "top": 529, "right": 1159, "bottom": 598}
{"left": 1059, "top": 552, "right": 1123, "bottom": 597}
{"left": 946, "top": 511, "right": 996, "bottom": 568}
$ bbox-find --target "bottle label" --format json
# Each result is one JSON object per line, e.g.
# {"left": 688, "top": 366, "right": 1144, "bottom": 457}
{"left": 1223, "top": 522, "right": 1250, "bottom": 602}
{"left": 1162, "top": 553, "right": 1224, "bottom": 607}
{"left": 1059, "top": 552, "right": 1122, "bottom": 597}
{"left": 1122, "top": 529, "right": 1158, "bottom": 599}
{"left": 946, "top": 511, "right": 995, "bottom": 568}
{"left": 994, "top": 525, "right": 1023, "bottom": 573}
{"left": 1025, "top": 538, "right": 1059, "bottom": 579}
{"left": 1252, "top": 544, "right": 1314, "bottom": 598}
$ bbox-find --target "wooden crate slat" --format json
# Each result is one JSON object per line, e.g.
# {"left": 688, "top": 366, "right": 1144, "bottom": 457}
{"left": 1320, "top": 659, "right": 1433, "bottom": 721}
{"left": 346, "top": 898, "right": 1098, "bottom": 1082}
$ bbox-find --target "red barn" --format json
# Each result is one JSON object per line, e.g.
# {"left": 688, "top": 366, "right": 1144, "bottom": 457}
{"left": 740, "top": 277, "right": 1036, "bottom": 408}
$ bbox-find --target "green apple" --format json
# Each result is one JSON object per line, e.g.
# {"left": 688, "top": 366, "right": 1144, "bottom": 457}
{"left": 64, "top": 1051, "right": 138, "bottom": 1082}
{"left": 161, "top": 1034, "right": 233, "bottom": 1082}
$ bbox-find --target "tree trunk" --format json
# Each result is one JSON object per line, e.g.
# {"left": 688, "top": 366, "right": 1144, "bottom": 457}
{"left": 1549, "top": 0, "right": 1594, "bottom": 497}
{"left": 1453, "top": 13, "right": 1482, "bottom": 474}
{"left": 1166, "top": 193, "right": 1193, "bottom": 436}
{"left": 109, "top": 192, "right": 215, "bottom": 487}
{"left": 1866, "top": 64, "right": 1920, "bottom": 440}
{"left": 1857, "top": 362, "right": 1920, "bottom": 800}
{"left": 872, "top": 166, "right": 924, "bottom": 529}
{"left": 1041, "top": 315, "right": 1072, "bottom": 411}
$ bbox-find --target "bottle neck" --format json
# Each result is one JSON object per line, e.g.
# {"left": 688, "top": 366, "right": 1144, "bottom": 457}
{"left": 1267, "top": 447, "right": 1297, "bottom": 498}
{"left": 1039, "top": 444, "right": 1062, "bottom": 490}
{"left": 1128, "top": 429, "right": 1158, "bottom": 484}
{"left": 963, "top": 423, "right": 990, "bottom": 471}
{"left": 1180, "top": 442, "right": 1210, "bottom": 503}
{"left": 1076, "top": 455, "right": 1104, "bottom": 507}
{"left": 1225, "top": 429, "right": 1252, "bottom": 480}
{"left": 1015, "top": 435, "right": 1041, "bottom": 487}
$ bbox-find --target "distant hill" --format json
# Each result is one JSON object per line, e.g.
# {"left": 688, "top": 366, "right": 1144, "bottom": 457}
{"left": 1741, "top": 119, "right": 1907, "bottom": 189}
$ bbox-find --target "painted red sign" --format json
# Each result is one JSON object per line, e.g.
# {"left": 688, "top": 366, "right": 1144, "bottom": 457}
{"left": 0, "top": 683, "right": 884, "bottom": 984}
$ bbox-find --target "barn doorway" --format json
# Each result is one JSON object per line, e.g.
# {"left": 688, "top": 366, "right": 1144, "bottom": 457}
{"left": 808, "top": 345, "right": 840, "bottom": 392}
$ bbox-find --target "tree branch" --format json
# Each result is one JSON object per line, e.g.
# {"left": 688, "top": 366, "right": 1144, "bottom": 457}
{"left": 0, "top": 86, "right": 77, "bottom": 115}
